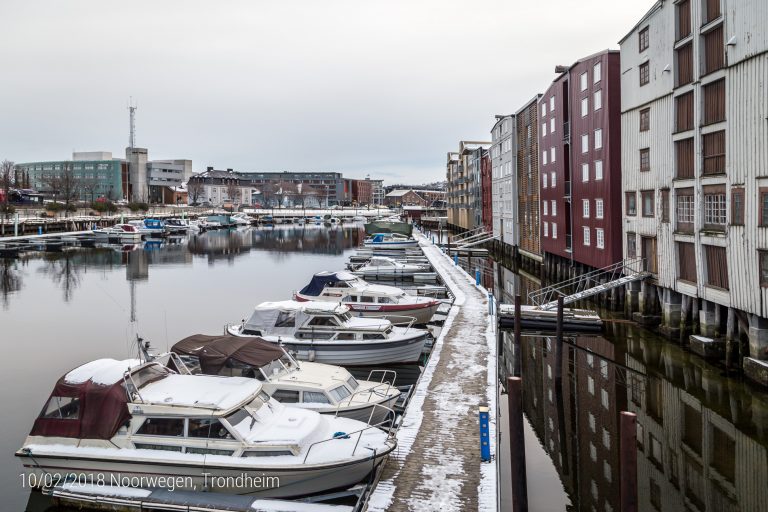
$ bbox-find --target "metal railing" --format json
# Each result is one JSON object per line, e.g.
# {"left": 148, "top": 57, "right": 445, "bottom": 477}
{"left": 527, "top": 257, "right": 648, "bottom": 309}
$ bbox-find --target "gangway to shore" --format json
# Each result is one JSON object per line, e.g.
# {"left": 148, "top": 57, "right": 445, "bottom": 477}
{"left": 528, "top": 257, "right": 650, "bottom": 311}
{"left": 448, "top": 226, "right": 498, "bottom": 249}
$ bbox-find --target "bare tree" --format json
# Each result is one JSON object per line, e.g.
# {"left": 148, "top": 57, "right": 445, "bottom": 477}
{"left": 275, "top": 180, "right": 298, "bottom": 207}
{"left": 260, "top": 182, "right": 275, "bottom": 208}
{"left": 225, "top": 178, "right": 240, "bottom": 206}
{"left": 81, "top": 176, "right": 99, "bottom": 204}
{"left": 1, "top": 160, "right": 14, "bottom": 235}
{"left": 0, "top": 259, "right": 22, "bottom": 309}
{"left": 187, "top": 180, "right": 204, "bottom": 205}
{"left": 41, "top": 161, "right": 81, "bottom": 216}
{"left": 297, "top": 184, "right": 320, "bottom": 208}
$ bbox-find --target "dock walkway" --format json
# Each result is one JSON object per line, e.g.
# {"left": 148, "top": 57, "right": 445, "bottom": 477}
{"left": 367, "top": 235, "right": 497, "bottom": 512}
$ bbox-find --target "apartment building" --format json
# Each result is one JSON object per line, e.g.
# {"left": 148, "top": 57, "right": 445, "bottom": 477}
{"left": 446, "top": 141, "right": 490, "bottom": 231}
{"left": 539, "top": 51, "right": 623, "bottom": 273}
{"left": 491, "top": 114, "right": 518, "bottom": 249}
{"left": 516, "top": 96, "right": 543, "bottom": 264}
{"left": 620, "top": 0, "right": 768, "bottom": 371}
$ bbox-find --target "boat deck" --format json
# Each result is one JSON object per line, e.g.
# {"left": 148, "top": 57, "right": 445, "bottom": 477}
{"left": 367, "top": 235, "right": 497, "bottom": 511}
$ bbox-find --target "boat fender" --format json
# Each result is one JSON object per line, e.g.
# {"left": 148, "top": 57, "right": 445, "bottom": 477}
{"left": 308, "top": 349, "right": 316, "bottom": 362}
{"left": 333, "top": 432, "right": 350, "bottom": 439}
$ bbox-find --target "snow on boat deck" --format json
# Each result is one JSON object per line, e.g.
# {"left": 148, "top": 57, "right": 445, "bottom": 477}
{"left": 366, "top": 233, "right": 497, "bottom": 512}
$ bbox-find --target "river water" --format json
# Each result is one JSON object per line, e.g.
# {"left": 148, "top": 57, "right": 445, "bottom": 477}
{"left": 4, "top": 226, "right": 768, "bottom": 511}
{"left": 0, "top": 224, "right": 364, "bottom": 511}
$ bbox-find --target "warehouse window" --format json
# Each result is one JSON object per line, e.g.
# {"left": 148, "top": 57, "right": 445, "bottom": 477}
{"left": 595, "top": 160, "right": 603, "bottom": 180}
{"left": 639, "top": 27, "right": 649, "bottom": 52}
{"left": 596, "top": 229, "right": 605, "bottom": 249}
{"left": 639, "top": 108, "right": 650, "bottom": 132}
{"left": 639, "top": 62, "right": 650, "bottom": 86}
{"left": 731, "top": 187, "right": 744, "bottom": 226}
{"left": 640, "top": 148, "right": 650, "bottom": 172}
{"left": 583, "top": 227, "right": 591, "bottom": 246}
{"left": 626, "top": 192, "right": 637, "bottom": 216}
{"left": 596, "top": 199, "right": 604, "bottom": 219}
{"left": 593, "top": 62, "right": 602, "bottom": 83}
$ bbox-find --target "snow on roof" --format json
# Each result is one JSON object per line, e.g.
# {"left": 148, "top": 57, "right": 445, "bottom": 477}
{"left": 313, "top": 270, "right": 358, "bottom": 281}
{"left": 254, "top": 300, "right": 349, "bottom": 315}
{"left": 65, "top": 359, "right": 143, "bottom": 386}
{"left": 385, "top": 189, "right": 413, "bottom": 197}
{"left": 139, "top": 374, "right": 262, "bottom": 410}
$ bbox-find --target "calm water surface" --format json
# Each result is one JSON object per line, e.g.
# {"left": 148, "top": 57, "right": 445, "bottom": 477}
{"left": 0, "top": 224, "right": 364, "bottom": 511}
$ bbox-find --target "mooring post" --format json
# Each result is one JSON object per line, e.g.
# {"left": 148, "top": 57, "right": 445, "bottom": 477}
{"left": 488, "top": 292, "right": 494, "bottom": 316}
{"left": 507, "top": 376, "right": 528, "bottom": 512}
{"left": 454, "top": 253, "right": 458, "bottom": 266}
{"left": 556, "top": 295, "right": 564, "bottom": 345}
{"left": 514, "top": 294, "right": 522, "bottom": 346}
{"left": 38, "top": 226, "right": 42, "bottom": 235}
{"left": 14, "top": 213, "right": 19, "bottom": 237}
{"left": 620, "top": 411, "right": 638, "bottom": 512}
{"left": 476, "top": 268, "right": 481, "bottom": 286}
{"left": 479, "top": 406, "right": 491, "bottom": 462}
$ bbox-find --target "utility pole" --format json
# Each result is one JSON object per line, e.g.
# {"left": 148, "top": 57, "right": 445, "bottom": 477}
{"left": 128, "top": 97, "right": 137, "bottom": 149}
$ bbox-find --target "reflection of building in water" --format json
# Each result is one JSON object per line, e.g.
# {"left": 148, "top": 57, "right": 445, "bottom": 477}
{"left": 502, "top": 326, "right": 768, "bottom": 512}
{"left": 493, "top": 263, "right": 540, "bottom": 304}
{"left": 625, "top": 336, "right": 768, "bottom": 512}
{"left": 187, "top": 226, "right": 364, "bottom": 262}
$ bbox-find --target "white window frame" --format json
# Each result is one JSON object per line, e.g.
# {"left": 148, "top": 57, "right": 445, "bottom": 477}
{"left": 583, "top": 199, "right": 590, "bottom": 218}
{"left": 542, "top": 123, "right": 547, "bottom": 137}
{"left": 582, "top": 134, "right": 589, "bottom": 153}
{"left": 542, "top": 150, "right": 548, "bottom": 165}
{"left": 551, "top": 199, "right": 556, "bottom": 216}
{"left": 595, "top": 160, "right": 604, "bottom": 180}
{"left": 595, "top": 128, "right": 603, "bottom": 149}
{"left": 596, "top": 198, "right": 604, "bottom": 219}
{"left": 550, "top": 117, "right": 555, "bottom": 133}
{"left": 543, "top": 221, "right": 549, "bottom": 237}
{"left": 582, "top": 163, "right": 589, "bottom": 182}
{"left": 550, "top": 96, "right": 555, "bottom": 110}
{"left": 594, "top": 62, "right": 602, "bottom": 83}
{"left": 596, "top": 228, "right": 605, "bottom": 249}
{"left": 543, "top": 173, "right": 548, "bottom": 189}
{"left": 543, "top": 201, "right": 548, "bottom": 216}
{"left": 550, "top": 147, "right": 556, "bottom": 163}
{"left": 581, "top": 97, "right": 589, "bottom": 117}
{"left": 551, "top": 172, "right": 556, "bottom": 187}
{"left": 594, "top": 89, "right": 602, "bottom": 111}
{"left": 552, "top": 222, "right": 557, "bottom": 239}
{"left": 580, "top": 72, "right": 588, "bottom": 91}
{"left": 583, "top": 226, "right": 591, "bottom": 246}
{"left": 541, "top": 103, "right": 547, "bottom": 117}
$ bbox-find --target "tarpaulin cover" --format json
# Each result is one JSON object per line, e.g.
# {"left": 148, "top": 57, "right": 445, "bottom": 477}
{"left": 298, "top": 271, "right": 356, "bottom": 296}
{"left": 30, "top": 370, "right": 131, "bottom": 440}
{"left": 172, "top": 334, "right": 286, "bottom": 375}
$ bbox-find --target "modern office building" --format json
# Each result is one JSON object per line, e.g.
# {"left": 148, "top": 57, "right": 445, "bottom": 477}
{"left": 147, "top": 159, "right": 193, "bottom": 203}
{"left": 620, "top": 0, "right": 768, "bottom": 370}
{"left": 18, "top": 152, "right": 126, "bottom": 201}
{"left": 238, "top": 171, "right": 345, "bottom": 207}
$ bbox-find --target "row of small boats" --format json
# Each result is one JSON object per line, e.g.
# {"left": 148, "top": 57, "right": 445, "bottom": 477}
{"left": 17, "top": 236, "right": 442, "bottom": 499}
{"left": 92, "top": 214, "right": 254, "bottom": 241}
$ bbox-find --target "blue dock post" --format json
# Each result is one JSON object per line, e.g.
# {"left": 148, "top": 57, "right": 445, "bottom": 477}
{"left": 454, "top": 254, "right": 458, "bottom": 265}
{"left": 14, "top": 213, "right": 19, "bottom": 237}
{"left": 479, "top": 406, "right": 491, "bottom": 462}
{"left": 38, "top": 226, "right": 43, "bottom": 235}
{"left": 488, "top": 292, "right": 494, "bottom": 315}
{"left": 475, "top": 268, "right": 481, "bottom": 286}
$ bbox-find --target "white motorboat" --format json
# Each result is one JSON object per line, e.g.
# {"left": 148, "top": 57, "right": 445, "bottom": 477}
{"left": 352, "top": 215, "right": 367, "bottom": 222}
{"left": 165, "top": 218, "right": 200, "bottom": 234}
{"left": 169, "top": 334, "right": 400, "bottom": 424}
{"left": 127, "top": 219, "right": 169, "bottom": 237}
{"left": 347, "top": 256, "right": 431, "bottom": 277}
{"left": 295, "top": 271, "right": 440, "bottom": 324}
{"left": 17, "top": 359, "right": 395, "bottom": 498}
{"left": 92, "top": 223, "right": 143, "bottom": 242}
{"left": 363, "top": 232, "right": 419, "bottom": 249}
{"left": 226, "top": 301, "right": 428, "bottom": 365}
{"left": 231, "top": 212, "right": 253, "bottom": 226}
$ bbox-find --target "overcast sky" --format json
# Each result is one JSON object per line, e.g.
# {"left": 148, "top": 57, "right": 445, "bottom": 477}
{"left": 0, "top": 0, "right": 652, "bottom": 185}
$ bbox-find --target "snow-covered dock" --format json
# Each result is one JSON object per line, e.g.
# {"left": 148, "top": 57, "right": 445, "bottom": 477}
{"left": 366, "top": 233, "right": 498, "bottom": 512}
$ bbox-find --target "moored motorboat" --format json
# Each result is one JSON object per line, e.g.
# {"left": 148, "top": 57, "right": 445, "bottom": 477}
{"left": 295, "top": 271, "right": 440, "bottom": 324}
{"left": 16, "top": 359, "right": 395, "bottom": 498}
{"left": 128, "top": 219, "right": 168, "bottom": 237}
{"left": 363, "top": 219, "right": 412, "bottom": 236}
{"left": 165, "top": 218, "right": 199, "bottom": 234}
{"left": 498, "top": 304, "right": 603, "bottom": 332}
{"left": 92, "top": 223, "right": 143, "bottom": 242}
{"left": 226, "top": 301, "right": 428, "bottom": 365}
{"left": 168, "top": 334, "right": 400, "bottom": 424}
{"left": 347, "top": 256, "right": 431, "bottom": 277}
{"left": 363, "top": 232, "right": 419, "bottom": 249}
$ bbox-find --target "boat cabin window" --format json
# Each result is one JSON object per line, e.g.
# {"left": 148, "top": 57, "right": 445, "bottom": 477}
{"left": 224, "top": 409, "right": 253, "bottom": 431}
{"left": 296, "top": 331, "right": 334, "bottom": 340}
{"left": 188, "top": 418, "right": 234, "bottom": 439}
{"left": 308, "top": 316, "right": 339, "bottom": 326}
{"left": 242, "top": 329, "right": 262, "bottom": 336}
{"left": 342, "top": 296, "right": 357, "bottom": 303}
{"left": 136, "top": 418, "right": 184, "bottom": 437}
{"left": 336, "top": 332, "right": 356, "bottom": 340}
{"left": 360, "top": 296, "right": 374, "bottom": 303}
{"left": 363, "top": 333, "right": 386, "bottom": 340}
{"left": 347, "top": 376, "right": 359, "bottom": 390}
{"left": 378, "top": 297, "right": 393, "bottom": 304}
{"left": 303, "top": 391, "right": 331, "bottom": 404}
{"left": 243, "top": 450, "right": 293, "bottom": 457}
{"left": 259, "top": 359, "right": 285, "bottom": 379}
{"left": 40, "top": 396, "right": 80, "bottom": 420}
{"left": 134, "top": 443, "right": 182, "bottom": 452}
{"left": 275, "top": 311, "right": 296, "bottom": 327}
{"left": 272, "top": 389, "right": 300, "bottom": 403}
{"left": 130, "top": 364, "right": 171, "bottom": 390}
{"left": 187, "top": 447, "right": 235, "bottom": 456}
{"left": 329, "top": 385, "right": 351, "bottom": 402}
{"left": 328, "top": 281, "right": 350, "bottom": 288}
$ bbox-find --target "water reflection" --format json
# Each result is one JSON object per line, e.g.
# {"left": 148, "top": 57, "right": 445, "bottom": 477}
{"left": 499, "top": 321, "right": 768, "bottom": 512}
{"left": 0, "top": 258, "right": 23, "bottom": 308}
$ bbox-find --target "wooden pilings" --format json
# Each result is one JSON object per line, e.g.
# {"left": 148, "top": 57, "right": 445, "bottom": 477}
{"left": 507, "top": 376, "right": 528, "bottom": 512}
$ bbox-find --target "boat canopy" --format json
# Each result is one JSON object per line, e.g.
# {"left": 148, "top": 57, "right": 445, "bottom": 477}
{"left": 30, "top": 359, "right": 141, "bottom": 440}
{"left": 144, "top": 219, "right": 165, "bottom": 229}
{"left": 172, "top": 334, "right": 286, "bottom": 375}
{"left": 299, "top": 271, "right": 357, "bottom": 296}
{"left": 244, "top": 301, "right": 350, "bottom": 335}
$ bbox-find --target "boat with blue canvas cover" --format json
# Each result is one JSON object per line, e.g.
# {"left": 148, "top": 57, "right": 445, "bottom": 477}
{"left": 127, "top": 219, "right": 168, "bottom": 237}
{"left": 363, "top": 232, "right": 419, "bottom": 249}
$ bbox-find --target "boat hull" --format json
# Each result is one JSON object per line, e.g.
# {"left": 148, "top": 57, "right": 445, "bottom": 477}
{"left": 294, "top": 295, "right": 439, "bottom": 325}
{"left": 17, "top": 447, "right": 392, "bottom": 498}
{"left": 228, "top": 329, "right": 428, "bottom": 365}
{"left": 319, "top": 394, "right": 399, "bottom": 424}
{"left": 362, "top": 241, "right": 419, "bottom": 249}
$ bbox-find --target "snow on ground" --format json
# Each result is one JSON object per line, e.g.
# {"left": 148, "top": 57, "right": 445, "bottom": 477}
{"left": 366, "top": 232, "right": 497, "bottom": 511}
